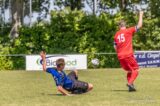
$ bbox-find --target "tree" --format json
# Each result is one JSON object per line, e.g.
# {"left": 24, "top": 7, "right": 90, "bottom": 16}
{"left": 54, "top": 0, "right": 84, "bottom": 10}
{"left": 98, "top": 0, "right": 148, "bottom": 13}
{"left": 0, "top": 0, "right": 50, "bottom": 39}
{"left": 9, "top": 0, "right": 23, "bottom": 39}
{"left": 149, "top": 0, "right": 160, "bottom": 17}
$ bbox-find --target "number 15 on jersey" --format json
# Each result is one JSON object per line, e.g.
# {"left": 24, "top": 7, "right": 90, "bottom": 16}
{"left": 117, "top": 34, "right": 125, "bottom": 43}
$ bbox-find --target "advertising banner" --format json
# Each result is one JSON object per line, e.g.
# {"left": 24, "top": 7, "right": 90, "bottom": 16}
{"left": 135, "top": 51, "right": 160, "bottom": 68}
{"left": 26, "top": 54, "right": 87, "bottom": 71}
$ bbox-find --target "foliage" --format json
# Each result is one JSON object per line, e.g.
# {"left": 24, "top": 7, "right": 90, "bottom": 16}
{"left": 134, "top": 12, "right": 160, "bottom": 50}
{"left": 149, "top": 0, "right": 160, "bottom": 17}
{"left": 54, "top": 0, "right": 84, "bottom": 10}
{"left": 0, "top": 45, "right": 13, "bottom": 70}
{"left": 0, "top": 8, "right": 160, "bottom": 70}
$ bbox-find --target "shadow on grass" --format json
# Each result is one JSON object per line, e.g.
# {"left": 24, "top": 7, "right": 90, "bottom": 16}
{"left": 41, "top": 93, "right": 63, "bottom": 96}
{"left": 111, "top": 90, "right": 128, "bottom": 92}
{"left": 47, "top": 94, "right": 64, "bottom": 96}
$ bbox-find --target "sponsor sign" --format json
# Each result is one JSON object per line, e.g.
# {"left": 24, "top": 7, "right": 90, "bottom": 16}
{"left": 26, "top": 54, "right": 87, "bottom": 71}
{"left": 135, "top": 51, "right": 160, "bottom": 68}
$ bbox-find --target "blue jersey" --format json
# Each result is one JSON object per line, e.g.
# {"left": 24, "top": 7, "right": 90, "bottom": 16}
{"left": 46, "top": 68, "right": 73, "bottom": 90}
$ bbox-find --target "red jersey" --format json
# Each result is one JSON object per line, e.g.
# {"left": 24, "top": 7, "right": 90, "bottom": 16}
{"left": 114, "top": 27, "right": 137, "bottom": 59}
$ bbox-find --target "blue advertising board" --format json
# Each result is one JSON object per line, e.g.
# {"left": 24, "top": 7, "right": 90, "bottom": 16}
{"left": 135, "top": 51, "right": 160, "bottom": 68}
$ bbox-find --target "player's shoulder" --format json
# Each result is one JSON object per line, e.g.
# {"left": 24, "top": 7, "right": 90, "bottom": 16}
{"left": 47, "top": 67, "right": 56, "bottom": 70}
{"left": 46, "top": 67, "right": 57, "bottom": 73}
{"left": 127, "top": 26, "right": 136, "bottom": 31}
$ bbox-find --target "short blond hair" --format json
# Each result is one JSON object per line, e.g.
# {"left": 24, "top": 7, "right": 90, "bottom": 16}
{"left": 118, "top": 20, "right": 126, "bottom": 27}
{"left": 56, "top": 58, "right": 65, "bottom": 67}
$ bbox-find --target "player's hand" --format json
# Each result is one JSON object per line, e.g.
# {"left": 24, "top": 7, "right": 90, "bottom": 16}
{"left": 40, "top": 51, "right": 46, "bottom": 58}
{"left": 66, "top": 93, "right": 74, "bottom": 96}
{"left": 139, "top": 11, "right": 144, "bottom": 16}
{"left": 66, "top": 94, "right": 74, "bottom": 96}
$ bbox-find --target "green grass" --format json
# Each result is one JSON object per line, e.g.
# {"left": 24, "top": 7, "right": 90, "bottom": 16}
{"left": 0, "top": 68, "right": 160, "bottom": 106}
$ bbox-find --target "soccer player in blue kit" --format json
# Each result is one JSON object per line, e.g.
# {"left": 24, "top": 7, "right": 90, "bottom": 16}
{"left": 40, "top": 51, "right": 93, "bottom": 96}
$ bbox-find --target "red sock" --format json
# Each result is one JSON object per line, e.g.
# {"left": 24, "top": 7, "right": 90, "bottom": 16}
{"left": 128, "top": 70, "right": 139, "bottom": 85}
{"left": 127, "top": 72, "right": 131, "bottom": 83}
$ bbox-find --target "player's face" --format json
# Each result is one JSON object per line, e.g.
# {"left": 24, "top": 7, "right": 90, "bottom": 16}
{"left": 59, "top": 64, "right": 65, "bottom": 71}
{"left": 118, "top": 21, "right": 126, "bottom": 29}
{"left": 119, "top": 26, "right": 126, "bottom": 30}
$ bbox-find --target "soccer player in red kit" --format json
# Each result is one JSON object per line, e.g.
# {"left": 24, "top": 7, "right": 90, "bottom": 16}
{"left": 114, "top": 11, "right": 144, "bottom": 92}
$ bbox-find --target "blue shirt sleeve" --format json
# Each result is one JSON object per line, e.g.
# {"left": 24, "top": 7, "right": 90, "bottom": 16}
{"left": 46, "top": 68, "right": 53, "bottom": 73}
{"left": 135, "top": 26, "right": 139, "bottom": 32}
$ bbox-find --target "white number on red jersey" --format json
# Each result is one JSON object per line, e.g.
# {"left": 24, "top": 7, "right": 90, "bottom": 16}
{"left": 117, "top": 34, "right": 125, "bottom": 43}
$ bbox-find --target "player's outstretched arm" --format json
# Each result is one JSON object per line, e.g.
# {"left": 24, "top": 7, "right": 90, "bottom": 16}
{"left": 137, "top": 11, "right": 144, "bottom": 29}
{"left": 40, "top": 51, "right": 47, "bottom": 72}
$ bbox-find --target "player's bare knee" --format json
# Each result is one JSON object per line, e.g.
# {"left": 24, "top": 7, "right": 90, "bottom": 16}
{"left": 88, "top": 83, "right": 93, "bottom": 89}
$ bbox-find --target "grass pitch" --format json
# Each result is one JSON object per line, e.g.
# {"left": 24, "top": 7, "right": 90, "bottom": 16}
{"left": 0, "top": 68, "right": 160, "bottom": 106}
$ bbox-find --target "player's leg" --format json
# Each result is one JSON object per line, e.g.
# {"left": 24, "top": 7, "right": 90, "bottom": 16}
{"left": 119, "top": 58, "right": 132, "bottom": 83}
{"left": 128, "top": 69, "right": 139, "bottom": 85}
{"left": 67, "top": 70, "right": 78, "bottom": 80}
{"left": 71, "top": 81, "right": 93, "bottom": 94}
{"left": 126, "top": 72, "right": 137, "bottom": 91}
{"left": 127, "top": 55, "right": 139, "bottom": 85}
{"left": 119, "top": 57, "right": 137, "bottom": 92}
{"left": 127, "top": 72, "right": 132, "bottom": 83}
{"left": 126, "top": 71, "right": 137, "bottom": 92}
{"left": 126, "top": 56, "right": 139, "bottom": 92}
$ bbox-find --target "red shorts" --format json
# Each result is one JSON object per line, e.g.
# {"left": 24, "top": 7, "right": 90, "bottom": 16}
{"left": 119, "top": 55, "right": 139, "bottom": 72}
